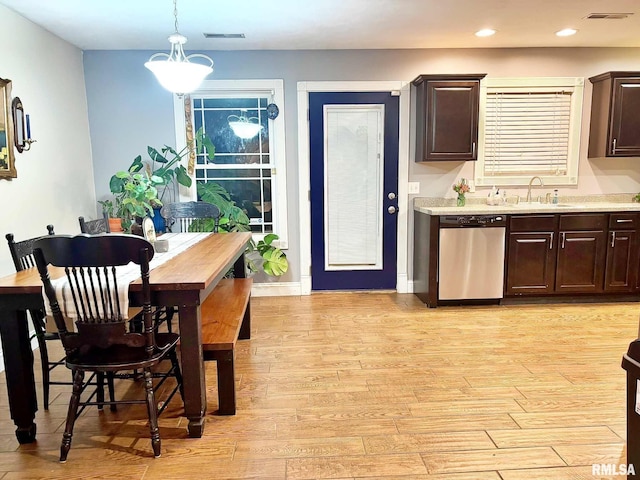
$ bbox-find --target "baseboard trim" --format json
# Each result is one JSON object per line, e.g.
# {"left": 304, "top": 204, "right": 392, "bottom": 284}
{"left": 251, "top": 281, "right": 303, "bottom": 297}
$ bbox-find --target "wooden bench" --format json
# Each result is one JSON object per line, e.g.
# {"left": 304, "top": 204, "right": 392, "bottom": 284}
{"left": 201, "top": 277, "right": 252, "bottom": 415}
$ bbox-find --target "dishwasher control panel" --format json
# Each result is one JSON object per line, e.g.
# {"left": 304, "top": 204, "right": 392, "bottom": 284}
{"left": 440, "top": 215, "right": 506, "bottom": 227}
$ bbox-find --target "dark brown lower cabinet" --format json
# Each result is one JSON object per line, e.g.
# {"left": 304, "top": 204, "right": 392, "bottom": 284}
{"left": 506, "top": 213, "right": 608, "bottom": 296}
{"left": 506, "top": 231, "right": 556, "bottom": 294}
{"left": 555, "top": 230, "right": 606, "bottom": 293}
{"left": 415, "top": 211, "right": 640, "bottom": 306}
{"left": 506, "top": 215, "right": 557, "bottom": 295}
{"left": 605, "top": 229, "right": 637, "bottom": 292}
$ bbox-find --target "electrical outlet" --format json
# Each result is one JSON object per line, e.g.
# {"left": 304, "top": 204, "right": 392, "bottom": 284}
{"left": 408, "top": 182, "right": 420, "bottom": 194}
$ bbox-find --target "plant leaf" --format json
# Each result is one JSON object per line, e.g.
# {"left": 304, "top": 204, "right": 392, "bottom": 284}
{"left": 175, "top": 165, "right": 192, "bottom": 188}
{"left": 148, "top": 147, "right": 168, "bottom": 164}
{"left": 130, "top": 155, "right": 144, "bottom": 172}
{"left": 261, "top": 248, "right": 288, "bottom": 276}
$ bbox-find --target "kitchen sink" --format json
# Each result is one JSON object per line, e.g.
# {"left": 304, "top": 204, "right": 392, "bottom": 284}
{"left": 512, "top": 202, "right": 586, "bottom": 208}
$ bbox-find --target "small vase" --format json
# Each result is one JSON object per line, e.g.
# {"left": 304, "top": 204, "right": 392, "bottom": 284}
{"left": 152, "top": 206, "right": 166, "bottom": 233}
{"left": 457, "top": 193, "right": 466, "bottom": 207}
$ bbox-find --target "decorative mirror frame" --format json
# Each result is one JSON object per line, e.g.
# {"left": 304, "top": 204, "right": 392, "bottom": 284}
{"left": 12, "top": 97, "right": 25, "bottom": 153}
{"left": 0, "top": 77, "right": 17, "bottom": 179}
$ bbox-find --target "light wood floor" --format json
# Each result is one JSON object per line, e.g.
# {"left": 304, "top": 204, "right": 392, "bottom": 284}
{"left": 0, "top": 293, "right": 636, "bottom": 479}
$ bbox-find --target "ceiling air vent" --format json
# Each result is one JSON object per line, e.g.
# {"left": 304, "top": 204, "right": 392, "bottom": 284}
{"left": 203, "top": 33, "right": 246, "bottom": 39}
{"left": 586, "top": 13, "right": 633, "bottom": 19}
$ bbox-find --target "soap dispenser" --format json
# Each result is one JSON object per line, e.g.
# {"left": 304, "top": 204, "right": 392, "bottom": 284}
{"left": 488, "top": 186, "right": 497, "bottom": 205}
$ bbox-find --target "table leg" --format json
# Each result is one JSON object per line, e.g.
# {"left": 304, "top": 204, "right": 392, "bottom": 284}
{"left": 0, "top": 308, "right": 38, "bottom": 443}
{"left": 233, "top": 252, "right": 247, "bottom": 279}
{"left": 177, "top": 304, "right": 206, "bottom": 438}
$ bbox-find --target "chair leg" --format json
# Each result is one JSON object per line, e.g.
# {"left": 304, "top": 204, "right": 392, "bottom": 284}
{"left": 107, "top": 373, "right": 117, "bottom": 412}
{"left": 96, "top": 373, "right": 105, "bottom": 411}
{"left": 35, "top": 333, "right": 50, "bottom": 410}
{"left": 168, "top": 349, "right": 183, "bottom": 400}
{"left": 60, "top": 369, "right": 84, "bottom": 463}
{"left": 153, "top": 306, "right": 176, "bottom": 333}
{"left": 165, "top": 307, "right": 175, "bottom": 333}
{"left": 143, "top": 369, "right": 161, "bottom": 458}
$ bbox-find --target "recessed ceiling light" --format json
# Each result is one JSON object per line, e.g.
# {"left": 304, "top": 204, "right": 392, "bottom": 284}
{"left": 475, "top": 29, "right": 496, "bottom": 37}
{"left": 556, "top": 28, "right": 578, "bottom": 37}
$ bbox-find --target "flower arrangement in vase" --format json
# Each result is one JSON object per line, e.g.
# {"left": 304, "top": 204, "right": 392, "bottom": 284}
{"left": 453, "top": 178, "right": 470, "bottom": 206}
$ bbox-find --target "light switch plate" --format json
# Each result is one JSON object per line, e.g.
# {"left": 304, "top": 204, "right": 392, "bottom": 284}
{"left": 408, "top": 182, "right": 420, "bottom": 194}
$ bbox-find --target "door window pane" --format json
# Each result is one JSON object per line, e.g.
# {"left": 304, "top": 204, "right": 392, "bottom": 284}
{"left": 324, "top": 105, "right": 384, "bottom": 271}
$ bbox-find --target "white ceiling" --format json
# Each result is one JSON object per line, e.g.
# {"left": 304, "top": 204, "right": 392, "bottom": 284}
{"left": 1, "top": 0, "right": 639, "bottom": 51}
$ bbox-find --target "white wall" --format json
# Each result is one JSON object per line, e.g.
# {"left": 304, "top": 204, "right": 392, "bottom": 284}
{"left": 0, "top": 4, "right": 95, "bottom": 277}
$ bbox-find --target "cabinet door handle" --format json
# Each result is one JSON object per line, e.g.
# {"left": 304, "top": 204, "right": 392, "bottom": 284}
{"left": 549, "top": 232, "right": 554, "bottom": 250}
{"left": 611, "top": 231, "right": 616, "bottom": 248}
{"left": 472, "top": 142, "right": 476, "bottom": 157}
{"left": 612, "top": 138, "right": 617, "bottom": 155}
{"left": 561, "top": 232, "right": 566, "bottom": 249}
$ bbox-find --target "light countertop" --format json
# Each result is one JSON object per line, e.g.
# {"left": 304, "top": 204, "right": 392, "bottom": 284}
{"left": 413, "top": 194, "right": 640, "bottom": 215}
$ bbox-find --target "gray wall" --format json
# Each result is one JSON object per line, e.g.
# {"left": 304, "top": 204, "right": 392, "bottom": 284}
{"left": 84, "top": 47, "right": 640, "bottom": 285}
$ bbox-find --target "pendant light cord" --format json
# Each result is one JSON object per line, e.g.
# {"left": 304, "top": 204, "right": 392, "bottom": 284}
{"left": 173, "top": 0, "right": 180, "bottom": 34}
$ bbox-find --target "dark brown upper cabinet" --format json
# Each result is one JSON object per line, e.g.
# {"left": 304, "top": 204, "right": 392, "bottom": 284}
{"left": 412, "top": 74, "right": 486, "bottom": 162}
{"left": 588, "top": 71, "right": 640, "bottom": 158}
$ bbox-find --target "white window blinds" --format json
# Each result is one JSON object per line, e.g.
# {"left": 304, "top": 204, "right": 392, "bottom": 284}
{"left": 476, "top": 78, "right": 584, "bottom": 187}
{"left": 484, "top": 90, "right": 571, "bottom": 175}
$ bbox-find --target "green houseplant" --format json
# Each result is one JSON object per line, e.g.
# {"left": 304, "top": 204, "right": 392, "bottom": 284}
{"left": 97, "top": 198, "right": 124, "bottom": 232}
{"left": 146, "top": 128, "right": 215, "bottom": 204}
{"left": 108, "top": 158, "right": 163, "bottom": 233}
{"left": 102, "top": 128, "right": 216, "bottom": 232}
{"left": 196, "top": 181, "right": 288, "bottom": 277}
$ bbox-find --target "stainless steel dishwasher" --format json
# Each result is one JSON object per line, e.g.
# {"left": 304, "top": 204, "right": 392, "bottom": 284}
{"left": 438, "top": 215, "right": 506, "bottom": 301}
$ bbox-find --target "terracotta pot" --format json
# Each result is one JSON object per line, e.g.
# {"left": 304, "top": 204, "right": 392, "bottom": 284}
{"left": 108, "top": 217, "right": 123, "bottom": 233}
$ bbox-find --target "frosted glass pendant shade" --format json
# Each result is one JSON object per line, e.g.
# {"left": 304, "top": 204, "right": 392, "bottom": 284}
{"left": 145, "top": 33, "right": 213, "bottom": 95}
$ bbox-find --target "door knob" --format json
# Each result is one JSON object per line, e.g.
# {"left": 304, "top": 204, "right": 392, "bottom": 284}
{"left": 388, "top": 206, "right": 398, "bottom": 214}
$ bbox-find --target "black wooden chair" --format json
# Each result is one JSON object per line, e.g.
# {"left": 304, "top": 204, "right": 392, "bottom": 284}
{"left": 160, "top": 201, "right": 221, "bottom": 233}
{"left": 78, "top": 215, "right": 173, "bottom": 332}
{"left": 78, "top": 216, "right": 110, "bottom": 234}
{"left": 33, "top": 233, "right": 183, "bottom": 462}
{"left": 5, "top": 225, "right": 63, "bottom": 410}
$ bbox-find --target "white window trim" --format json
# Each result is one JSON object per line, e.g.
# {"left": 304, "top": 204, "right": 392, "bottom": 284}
{"left": 475, "top": 77, "right": 584, "bottom": 187}
{"left": 173, "top": 79, "right": 288, "bottom": 248}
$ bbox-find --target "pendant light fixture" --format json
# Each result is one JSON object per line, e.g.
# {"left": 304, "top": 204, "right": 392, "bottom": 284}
{"left": 145, "top": 0, "right": 214, "bottom": 95}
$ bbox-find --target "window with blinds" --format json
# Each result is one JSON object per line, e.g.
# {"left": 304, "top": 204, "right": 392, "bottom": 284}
{"left": 476, "top": 78, "right": 584, "bottom": 187}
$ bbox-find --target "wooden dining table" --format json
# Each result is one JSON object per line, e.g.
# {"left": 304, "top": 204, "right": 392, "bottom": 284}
{"left": 0, "top": 231, "right": 252, "bottom": 443}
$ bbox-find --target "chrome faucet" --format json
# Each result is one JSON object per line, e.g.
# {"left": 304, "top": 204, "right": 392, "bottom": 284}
{"left": 526, "top": 176, "right": 544, "bottom": 203}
